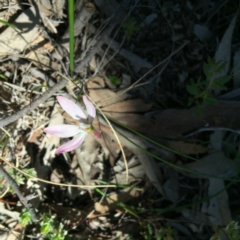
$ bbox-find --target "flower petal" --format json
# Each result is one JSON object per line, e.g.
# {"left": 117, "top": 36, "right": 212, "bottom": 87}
{"left": 93, "top": 129, "right": 101, "bottom": 139}
{"left": 80, "top": 122, "right": 91, "bottom": 129}
{"left": 44, "top": 125, "right": 84, "bottom": 138}
{"left": 55, "top": 132, "right": 87, "bottom": 154}
{"left": 83, "top": 95, "right": 96, "bottom": 119}
{"left": 57, "top": 96, "right": 86, "bottom": 120}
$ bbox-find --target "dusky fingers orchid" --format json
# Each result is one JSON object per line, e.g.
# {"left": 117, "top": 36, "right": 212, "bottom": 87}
{"left": 44, "top": 96, "right": 101, "bottom": 154}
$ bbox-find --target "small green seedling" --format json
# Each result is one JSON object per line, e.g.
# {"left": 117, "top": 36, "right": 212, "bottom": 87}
{"left": 122, "top": 17, "right": 140, "bottom": 38}
{"left": 187, "top": 56, "right": 231, "bottom": 107}
{"left": 210, "top": 221, "right": 240, "bottom": 240}
{"left": 108, "top": 75, "right": 121, "bottom": 85}
{"left": 40, "top": 213, "right": 68, "bottom": 240}
{"left": 19, "top": 208, "right": 33, "bottom": 227}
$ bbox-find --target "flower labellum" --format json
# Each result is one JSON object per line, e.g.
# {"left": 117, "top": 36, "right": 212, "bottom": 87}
{"left": 44, "top": 96, "right": 100, "bottom": 154}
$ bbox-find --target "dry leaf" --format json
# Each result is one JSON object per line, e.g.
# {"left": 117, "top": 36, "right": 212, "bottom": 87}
{"left": 0, "top": 6, "right": 40, "bottom": 54}
{"left": 163, "top": 168, "right": 179, "bottom": 203}
{"left": 211, "top": 13, "right": 237, "bottom": 95}
{"left": 113, "top": 163, "right": 144, "bottom": 185}
{"left": 105, "top": 112, "right": 154, "bottom": 134}
{"left": 193, "top": 24, "right": 213, "bottom": 42}
{"left": 181, "top": 151, "right": 238, "bottom": 179}
{"left": 164, "top": 140, "right": 207, "bottom": 155}
{"left": 204, "top": 179, "right": 232, "bottom": 229}
{"left": 28, "top": 129, "right": 43, "bottom": 144}
{"left": 94, "top": 187, "right": 145, "bottom": 214}
{"left": 87, "top": 76, "right": 126, "bottom": 106}
{"left": 0, "top": 202, "right": 19, "bottom": 220}
{"left": 102, "top": 99, "right": 152, "bottom": 113}
{"left": 74, "top": 133, "right": 99, "bottom": 186}
{"left": 153, "top": 101, "right": 240, "bottom": 139}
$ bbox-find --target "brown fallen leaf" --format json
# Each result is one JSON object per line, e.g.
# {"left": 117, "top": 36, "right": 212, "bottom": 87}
{"left": 163, "top": 140, "right": 207, "bottom": 155}
{"left": 152, "top": 101, "right": 240, "bottom": 139}
{"left": 181, "top": 151, "right": 238, "bottom": 179}
{"left": 93, "top": 186, "right": 146, "bottom": 215}
{"left": 205, "top": 179, "right": 232, "bottom": 229}
{"left": 87, "top": 76, "right": 126, "bottom": 106}
{"left": 102, "top": 99, "right": 152, "bottom": 113}
{"left": 98, "top": 122, "right": 164, "bottom": 195}
{"left": 103, "top": 112, "right": 154, "bottom": 134}
{"left": 211, "top": 13, "right": 237, "bottom": 95}
{"left": 27, "top": 129, "right": 43, "bottom": 144}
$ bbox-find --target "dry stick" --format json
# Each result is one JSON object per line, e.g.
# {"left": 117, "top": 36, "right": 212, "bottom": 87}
{"left": 0, "top": 79, "right": 68, "bottom": 128}
{"left": 0, "top": 165, "right": 38, "bottom": 222}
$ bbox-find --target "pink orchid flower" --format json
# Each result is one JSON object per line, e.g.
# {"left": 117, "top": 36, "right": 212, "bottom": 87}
{"left": 44, "top": 96, "right": 101, "bottom": 154}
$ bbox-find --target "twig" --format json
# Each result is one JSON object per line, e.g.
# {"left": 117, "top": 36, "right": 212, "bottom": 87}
{"left": 0, "top": 79, "right": 67, "bottom": 128}
{"left": 0, "top": 164, "right": 38, "bottom": 222}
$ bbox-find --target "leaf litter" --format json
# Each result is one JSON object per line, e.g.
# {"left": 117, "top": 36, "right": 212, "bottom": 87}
{"left": 0, "top": 0, "right": 240, "bottom": 239}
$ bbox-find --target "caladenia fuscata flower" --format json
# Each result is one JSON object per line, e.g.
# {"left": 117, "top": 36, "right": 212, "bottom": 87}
{"left": 44, "top": 96, "right": 101, "bottom": 154}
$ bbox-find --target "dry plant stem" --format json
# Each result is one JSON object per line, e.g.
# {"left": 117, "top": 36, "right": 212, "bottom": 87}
{"left": 0, "top": 79, "right": 68, "bottom": 128}
{"left": 98, "top": 114, "right": 164, "bottom": 195}
{"left": 98, "top": 115, "right": 147, "bottom": 146}
{"left": 0, "top": 164, "right": 38, "bottom": 222}
{"left": 0, "top": 156, "right": 116, "bottom": 189}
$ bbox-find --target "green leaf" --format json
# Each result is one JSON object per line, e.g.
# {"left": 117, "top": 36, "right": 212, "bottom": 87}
{"left": 204, "top": 97, "right": 217, "bottom": 104}
{"left": 213, "top": 81, "right": 227, "bottom": 90}
{"left": 19, "top": 209, "right": 32, "bottom": 227}
{"left": 190, "top": 78, "right": 195, "bottom": 84}
{"left": 41, "top": 224, "right": 51, "bottom": 235}
{"left": 68, "top": 0, "right": 75, "bottom": 76}
{"left": 23, "top": 168, "right": 37, "bottom": 178}
{"left": 187, "top": 98, "right": 194, "bottom": 107}
{"left": 207, "top": 56, "right": 211, "bottom": 64}
{"left": 186, "top": 84, "right": 200, "bottom": 96}
{"left": 203, "top": 62, "right": 211, "bottom": 79}
{"left": 214, "top": 75, "right": 230, "bottom": 85}
{"left": 0, "top": 74, "right": 6, "bottom": 80}
{"left": 0, "top": 19, "right": 22, "bottom": 31}
{"left": 216, "top": 61, "right": 227, "bottom": 73}
{"left": 122, "top": 17, "right": 140, "bottom": 38}
{"left": 108, "top": 75, "right": 121, "bottom": 85}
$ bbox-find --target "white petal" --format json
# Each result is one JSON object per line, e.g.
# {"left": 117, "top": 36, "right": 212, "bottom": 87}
{"left": 44, "top": 125, "right": 84, "bottom": 138}
{"left": 55, "top": 132, "right": 87, "bottom": 154}
{"left": 83, "top": 96, "right": 96, "bottom": 119}
{"left": 57, "top": 96, "right": 86, "bottom": 120}
{"left": 79, "top": 122, "right": 91, "bottom": 129}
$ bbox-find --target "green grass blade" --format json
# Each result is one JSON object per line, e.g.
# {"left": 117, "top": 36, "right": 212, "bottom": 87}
{"left": 106, "top": 115, "right": 240, "bottom": 171}
{"left": 68, "top": 0, "right": 75, "bottom": 76}
{"left": 121, "top": 177, "right": 234, "bottom": 214}
{"left": 0, "top": 20, "right": 22, "bottom": 31}
{"left": 115, "top": 128, "right": 240, "bottom": 183}
{"left": 106, "top": 115, "right": 203, "bottom": 162}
